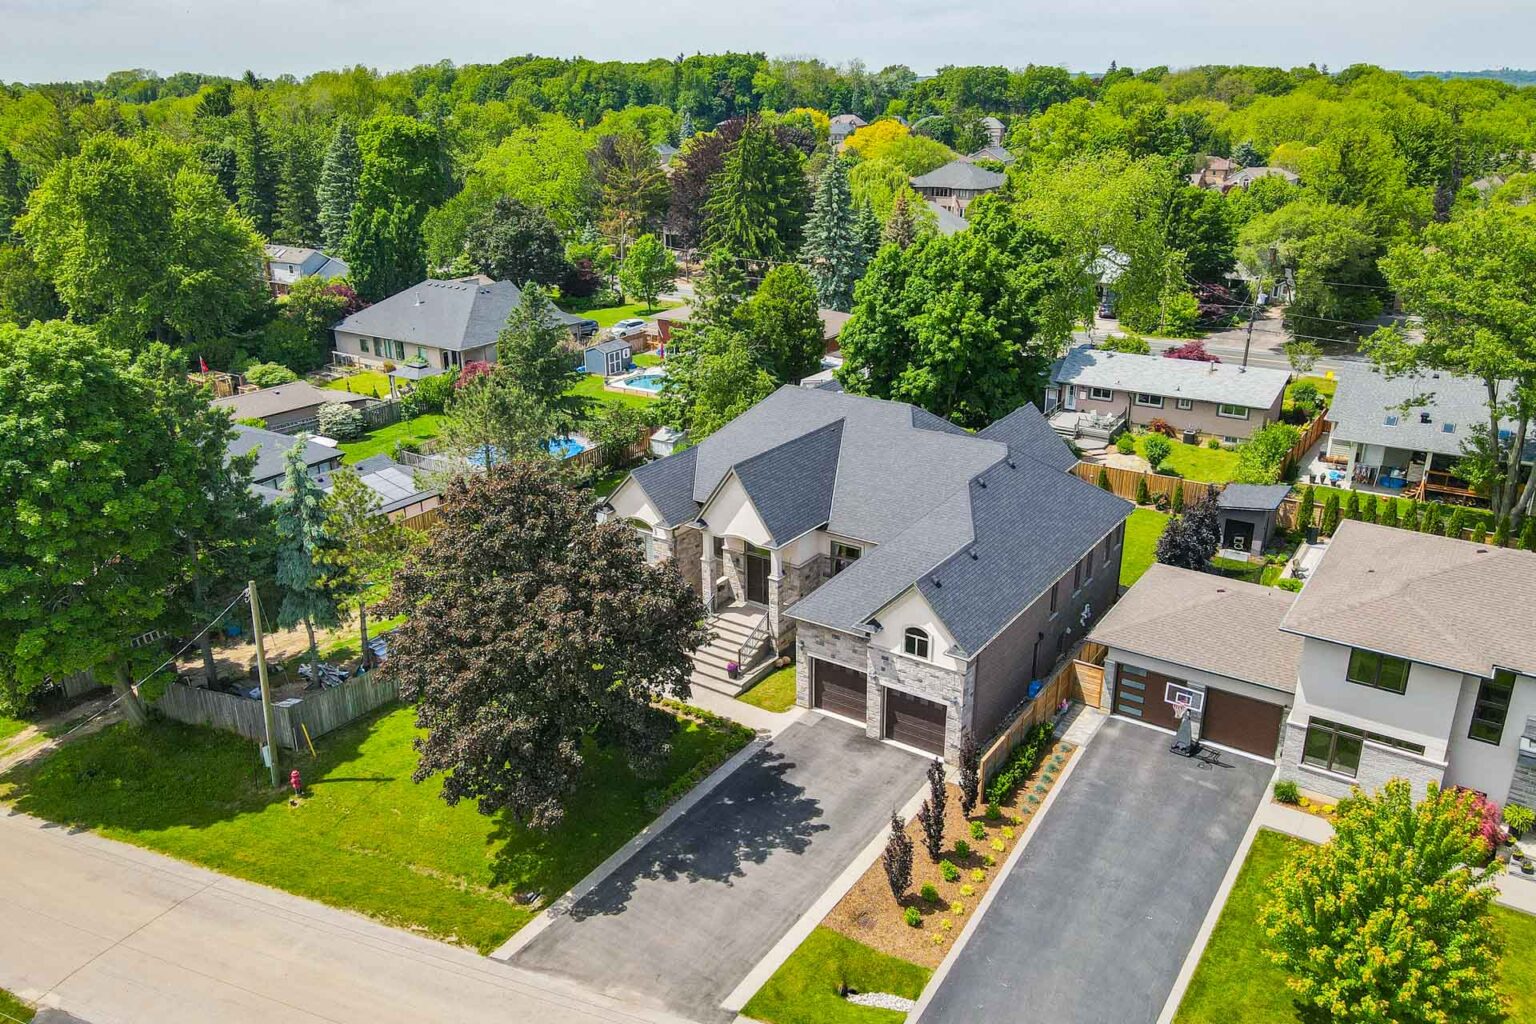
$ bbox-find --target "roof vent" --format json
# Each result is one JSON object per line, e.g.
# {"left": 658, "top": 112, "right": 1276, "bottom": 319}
{"left": 930, "top": 575, "right": 942, "bottom": 588}
{"left": 969, "top": 548, "right": 979, "bottom": 560}
{"left": 1477, "top": 548, "right": 1489, "bottom": 554}
{"left": 977, "top": 476, "right": 987, "bottom": 488}
{"left": 1419, "top": 411, "right": 1432, "bottom": 424}
{"left": 1006, "top": 457, "right": 1017, "bottom": 469}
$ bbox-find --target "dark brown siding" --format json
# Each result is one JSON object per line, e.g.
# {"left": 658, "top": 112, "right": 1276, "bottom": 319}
{"left": 1202, "top": 688, "right": 1285, "bottom": 759}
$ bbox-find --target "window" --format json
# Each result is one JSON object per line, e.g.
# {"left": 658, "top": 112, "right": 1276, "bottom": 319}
{"left": 628, "top": 519, "right": 656, "bottom": 563}
{"left": 393, "top": 339, "right": 406, "bottom": 360}
{"left": 831, "top": 541, "right": 862, "bottom": 576}
{"left": 1072, "top": 560, "right": 1083, "bottom": 591}
{"left": 360, "top": 337, "right": 370, "bottom": 354}
{"left": 1089, "top": 387, "right": 1114, "bottom": 401}
{"left": 1442, "top": 422, "right": 1456, "bottom": 434}
{"left": 1049, "top": 580, "right": 1059, "bottom": 615}
{"left": 1302, "top": 718, "right": 1364, "bottom": 777}
{"left": 1469, "top": 670, "right": 1515, "bottom": 745}
{"left": 1135, "top": 393, "right": 1164, "bottom": 408}
{"left": 903, "top": 627, "right": 931, "bottom": 660}
{"left": 1114, "top": 522, "right": 1125, "bottom": 548}
{"left": 1217, "top": 404, "right": 1250, "bottom": 420}
{"left": 1346, "top": 648, "right": 1410, "bottom": 694}
{"left": 1383, "top": 414, "right": 1399, "bottom": 426}
{"left": 1176, "top": 398, "right": 1194, "bottom": 410}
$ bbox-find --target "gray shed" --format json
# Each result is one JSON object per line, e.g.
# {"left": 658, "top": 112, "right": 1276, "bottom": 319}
{"left": 1216, "top": 484, "right": 1292, "bottom": 554}
{"left": 583, "top": 339, "right": 632, "bottom": 377}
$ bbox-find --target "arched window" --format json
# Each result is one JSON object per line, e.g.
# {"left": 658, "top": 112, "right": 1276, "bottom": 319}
{"left": 627, "top": 518, "right": 656, "bottom": 563}
{"left": 903, "top": 627, "right": 931, "bottom": 660}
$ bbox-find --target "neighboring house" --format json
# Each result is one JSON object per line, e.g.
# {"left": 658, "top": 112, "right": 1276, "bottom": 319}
{"left": 228, "top": 424, "right": 341, "bottom": 490}
{"left": 1227, "top": 166, "right": 1299, "bottom": 190}
{"left": 1322, "top": 365, "right": 1535, "bottom": 505}
{"left": 829, "top": 113, "right": 868, "bottom": 148}
{"left": 262, "top": 245, "right": 349, "bottom": 296}
{"left": 1047, "top": 345, "right": 1290, "bottom": 443}
{"left": 1097, "top": 522, "right": 1536, "bottom": 808}
{"left": 313, "top": 455, "right": 440, "bottom": 520}
{"left": 910, "top": 160, "right": 1006, "bottom": 217}
{"left": 979, "top": 116, "right": 1006, "bottom": 148}
{"left": 818, "top": 309, "right": 851, "bottom": 353}
{"left": 1089, "top": 563, "right": 1301, "bottom": 761}
{"left": 584, "top": 339, "right": 633, "bottom": 377}
{"left": 656, "top": 305, "right": 847, "bottom": 354}
{"left": 966, "top": 144, "right": 1015, "bottom": 165}
{"left": 655, "top": 141, "right": 678, "bottom": 168}
{"left": 1216, "top": 484, "right": 1292, "bottom": 554}
{"left": 604, "top": 386, "right": 1130, "bottom": 759}
{"left": 652, "top": 305, "right": 692, "bottom": 345}
{"left": 1186, "top": 155, "right": 1298, "bottom": 193}
{"left": 926, "top": 200, "right": 971, "bottom": 236}
{"left": 1279, "top": 521, "right": 1536, "bottom": 806}
{"left": 331, "top": 276, "right": 597, "bottom": 372}
{"left": 213, "top": 382, "right": 370, "bottom": 432}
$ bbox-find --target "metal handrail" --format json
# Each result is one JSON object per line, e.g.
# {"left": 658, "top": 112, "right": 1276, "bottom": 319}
{"left": 737, "top": 612, "right": 773, "bottom": 670}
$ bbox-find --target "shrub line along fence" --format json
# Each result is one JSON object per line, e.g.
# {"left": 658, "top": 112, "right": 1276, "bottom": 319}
{"left": 156, "top": 673, "right": 399, "bottom": 750}
{"left": 978, "top": 640, "right": 1107, "bottom": 785}
{"left": 1281, "top": 413, "right": 1330, "bottom": 475}
{"left": 270, "top": 399, "right": 402, "bottom": 437}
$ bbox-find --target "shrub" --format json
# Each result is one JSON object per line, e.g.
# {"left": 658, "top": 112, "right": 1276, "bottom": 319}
{"left": 882, "top": 812, "right": 914, "bottom": 902}
{"left": 957, "top": 728, "right": 980, "bottom": 818}
{"left": 1505, "top": 803, "right": 1535, "bottom": 835}
{"left": 940, "top": 860, "right": 960, "bottom": 883}
{"left": 1379, "top": 498, "right": 1399, "bottom": 530}
{"left": 1096, "top": 466, "right": 1112, "bottom": 490}
{"left": 904, "top": 906, "right": 922, "bottom": 928}
{"left": 1493, "top": 514, "right": 1512, "bottom": 547}
{"left": 953, "top": 839, "right": 971, "bottom": 859}
{"left": 989, "top": 838, "right": 1005, "bottom": 853}
{"left": 1445, "top": 506, "right": 1467, "bottom": 539}
{"left": 1205, "top": 436, "right": 1222, "bottom": 449}
{"left": 1115, "top": 434, "right": 1136, "bottom": 455}
{"left": 317, "top": 402, "right": 365, "bottom": 440}
{"left": 970, "top": 868, "right": 985, "bottom": 882}
{"left": 1277, "top": 577, "right": 1303, "bottom": 592}
{"left": 1421, "top": 502, "right": 1443, "bottom": 534}
{"left": 1001, "top": 826, "right": 1015, "bottom": 840}
{"left": 1135, "top": 476, "right": 1151, "bottom": 505}
{"left": 960, "top": 884, "right": 975, "bottom": 897}
{"left": 1296, "top": 484, "right": 1315, "bottom": 530}
{"left": 1170, "top": 484, "right": 1184, "bottom": 512}
{"left": 411, "top": 371, "right": 457, "bottom": 414}
{"left": 1273, "top": 779, "right": 1301, "bottom": 804}
{"left": 969, "top": 821, "right": 986, "bottom": 841}
{"left": 1470, "top": 794, "right": 1505, "bottom": 854}
{"left": 984, "top": 803, "right": 1001, "bottom": 821}
{"left": 1142, "top": 434, "right": 1173, "bottom": 472}
{"left": 1290, "top": 381, "right": 1320, "bottom": 413}
{"left": 1099, "top": 332, "right": 1151, "bottom": 354}
{"left": 917, "top": 798, "right": 945, "bottom": 863}
{"left": 1234, "top": 422, "right": 1301, "bottom": 485}
{"left": 1145, "top": 417, "right": 1177, "bottom": 438}
{"left": 984, "top": 720, "right": 1056, "bottom": 805}
{"left": 1520, "top": 515, "right": 1536, "bottom": 551}
{"left": 1320, "top": 492, "right": 1341, "bottom": 536}
{"left": 245, "top": 361, "right": 299, "bottom": 387}
{"left": 1470, "top": 524, "right": 1488, "bottom": 544}
{"left": 920, "top": 883, "right": 940, "bottom": 903}
{"left": 949, "top": 901, "right": 964, "bottom": 915}
{"left": 235, "top": 416, "right": 267, "bottom": 428}
{"left": 1163, "top": 340, "right": 1219, "bottom": 362}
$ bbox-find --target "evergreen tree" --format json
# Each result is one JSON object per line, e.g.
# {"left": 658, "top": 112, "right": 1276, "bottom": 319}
{"left": 317, "top": 120, "right": 361, "bottom": 252}
{"left": 1470, "top": 523, "right": 1488, "bottom": 544}
{"left": 1357, "top": 493, "right": 1376, "bottom": 525}
{"left": 690, "top": 246, "right": 750, "bottom": 330}
{"left": 702, "top": 116, "right": 808, "bottom": 267}
{"left": 273, "top": 438, "right": 342, "bottom": 689}
{"left": 1135, "top": 475, "right": 1151, "bottom": 505}
{"left": 1520, "top": 514, "right": 1536, "bottom": 551}
{"left": 1296, "top": 484, "right": 1315, "bottom": 532}
{"left": 345, "top": 202, "right": 424, "bottom": 302}
{"left": 1171, "top": 482, "right": 1185, "bottom": 512}
{"left": 1379, "top": 497, "right": 1399, "bottom": 530}
{"left": 496, "top": 284, "right": 587, "bottom": 433}
{"left": 1096, "top": 466, "right": 1111, "bottom": 490}
{"left": 1340, "top": 490, "right": 1357, "bottom": 521}
{"left": 1445, "top": 506, "right": 1467, "bottom": 540}
{"left": 319, "top": 467, "right": 413, "bottom": 669}
{"left": 233, "top": 104, "right": 276, "bottom": 234}
{"left": 802, "top": 157, "right": 863, "bottom": 312}
{"left": 273, "top": 140, "right": 320, "bottom": 245}
{"left": 856, "top": 201, "right": 883, "bottom": 265}
{"left": 1421, "top": 502, "right": 1444, "bottom": 535}
{"left": 1320, "top": 492, "right": 1341, "bottom": 535}
{"left": 1493, "top": 514, "right": 1511, "bottom": 547}
{"left": 883, "top": 190, "right": 918, "bottom": 249}
{"left": 0, "top": 150, "right": 23, "bottom": 237}
{"left": 680, "top": 110, "right": 696, "bottom": 141}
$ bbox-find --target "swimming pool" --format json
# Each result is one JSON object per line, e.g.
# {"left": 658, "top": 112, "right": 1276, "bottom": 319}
{"left": 608, "top": 368, "right": 669, "bottom": 394}
{"left": 545, "top": 436, "right": 589, "bottom": 459}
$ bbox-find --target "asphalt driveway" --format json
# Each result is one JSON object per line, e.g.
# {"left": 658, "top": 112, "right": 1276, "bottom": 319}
{"left": 916, "top": 717, "right": 1272, "bottom": 1024}
{"left": 512, "top": 713, "right": 925, "bottom": 1023}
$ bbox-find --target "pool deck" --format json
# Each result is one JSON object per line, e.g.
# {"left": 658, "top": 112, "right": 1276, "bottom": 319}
{"left": 605, "top": 370, "right": 667, "bottom": 396}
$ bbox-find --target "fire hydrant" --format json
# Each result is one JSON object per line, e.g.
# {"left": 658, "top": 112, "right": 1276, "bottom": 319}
{"left": 289, "top": 769, "right": 304, "bottom": 797}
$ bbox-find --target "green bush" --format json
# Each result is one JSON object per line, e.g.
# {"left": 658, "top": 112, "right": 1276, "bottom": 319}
{"left": 317, "top": 401, "right": 365, "bottom": 440}
{"left": 1276, "top": 577, "right": 1303, "bottom": 592}
{"left": 1096, "top": 466, "right": 1111, "bottom": 490}
{"left": 1115, "top": 434, "right": 1137, "bottom": 455}
{"left": 920, "top": 883, "right": 940, "bottom": 903}
{"left": 1206, "top": 437, "right": 1223, "bottom": 450}
{"left": 1142, "top": 434, "right": 1173, "bottom": 472}
{"left": 1135, "top": 476, "right": 1151, "bottom": 505}
{"left": 984, "top": 720, "right": 1056, "bottom": 805}
{"left": 904, "top": 905, "right": 923, "bottom": 928}
{"left": 1505, "top": 803, "right": 1535, "bottom": 835}
{"left": 244, "top": 361, "right": 299, "bottom": 387}
{"left": 953, "top": 839, "right": 971, "bottom": 859}
{"left": 940, "top": 860, "right": 960, "bottom": 883}
{"left": 969, "top": 820, "right": 986, "bottom": 840}
{"left": 1273, "top": 779, "right": 1301, "bottom": 804}
{"left": 1234, "top": 422, "right": 1301, "bottom": 485}
{"left": 235, "top": 416, "right": 266, "bottom": 429}
{"left": 984, "top": 802, "right": 1001, "bottom": 821}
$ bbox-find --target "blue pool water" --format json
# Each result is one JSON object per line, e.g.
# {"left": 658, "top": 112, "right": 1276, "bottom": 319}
{"left": 624, "top": 373, "right": 667, "bottom": 392}
{"left": 545, "top": 437, "right": 588, "bottom": 459}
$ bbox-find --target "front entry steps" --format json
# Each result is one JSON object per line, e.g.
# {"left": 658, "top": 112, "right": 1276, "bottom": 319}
{"left": 690, "top": 605, "right": 780, "bottom": 697}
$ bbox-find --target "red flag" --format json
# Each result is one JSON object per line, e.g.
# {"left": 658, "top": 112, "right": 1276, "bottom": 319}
{"left": 199, "top": 355, "right": 209, "bottom": 373}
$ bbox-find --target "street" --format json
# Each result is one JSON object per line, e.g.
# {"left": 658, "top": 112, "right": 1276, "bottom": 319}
{"left": 1072, "top": 308, "right": 1387, "bottom": 375}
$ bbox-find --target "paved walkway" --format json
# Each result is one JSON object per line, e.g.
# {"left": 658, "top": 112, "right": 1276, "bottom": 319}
{"left": 0, "top": 811, "right": 689, "bottom": 1024}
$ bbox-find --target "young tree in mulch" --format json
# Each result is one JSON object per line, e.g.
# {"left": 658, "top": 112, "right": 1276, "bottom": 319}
{"left": 383, "top": 460, "right": 711, "bottom": 830}
{"left": 882, "top": 811, "right": 914, "bottom": 902}
{"left": 916, "top": 798, "right": 945, "bottom": 863}
{"left": 1260, "top": 779, "right": 1505, "bottom": 1024}
{"left": 957, "top": 730, "right": 981, "bottom": 819}
{"left": 926, "top": 757, "right": 948, "bottom": 822}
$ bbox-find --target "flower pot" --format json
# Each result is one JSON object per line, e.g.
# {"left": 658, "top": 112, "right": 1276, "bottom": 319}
{"left": 726, "top": 663, "right": 740, "bottom": 680}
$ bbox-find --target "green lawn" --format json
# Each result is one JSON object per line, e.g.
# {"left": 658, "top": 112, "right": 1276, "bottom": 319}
{"left": 0, "top": 988, "right": 34, "bottom": 1023}
{"left": 1295, "top": 484, "right": 1496, "bottom": 535}
{"left": 570, "top": 372, "right": 657, "bottom": 411}
{"left": 0, "top": 713, "right": 29, "bottom": 745}
{"left": 337, "top": 413, "right": 446, "bottom": 463}
{"left": 738, "top": 666, "right": 797, "bottom": 713}
{"left": 0, "top": 704, "right": 750, "bottom": 953}
{"left": 1174, "top": 829, "right": 1536, "bottom": 1024}
{"left": 1121, "top": 508, "right": 1170, "bottom": 587}
{"left": 324, "top": 370, "right": 393, "bottom": 400}
{"left": 1284, "top": 374, "right": 1336, "bottom": 411}
{"left": 1141, "top": 435, "right": 1241, "bottom": 483}
{"left": 562, "top": 299, "right": 682, "bottom": 328}
{"left": 743, "top": 927, "right": 931, "bottom": 1024}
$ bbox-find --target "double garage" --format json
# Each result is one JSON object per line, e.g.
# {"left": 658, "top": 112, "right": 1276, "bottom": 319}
{"left": 1111, "top": 663, "right": 1287, "bottom": 760}
{"left": 811, "top": 659, "right": 947, "bottom": 755}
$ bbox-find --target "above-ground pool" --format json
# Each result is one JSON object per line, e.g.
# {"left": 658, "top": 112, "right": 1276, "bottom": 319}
{"left": 609, "top": 368, "right": 668, "bottom": 394}
{"left": 545, "top": 435, "right": 589, "bottom": 459}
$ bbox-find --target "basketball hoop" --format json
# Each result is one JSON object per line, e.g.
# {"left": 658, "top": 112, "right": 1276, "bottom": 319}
{"left": 1172, "top": 693, "right": 1193, "bottom": 719}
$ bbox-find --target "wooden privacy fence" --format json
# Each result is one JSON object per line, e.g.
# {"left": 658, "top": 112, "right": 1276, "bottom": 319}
{"left": 157, "top": 673, "right": 399, "bottom": 750}
{"left": 1281, "top": 414, "right": 1329, "bottom": 475}
{"left": 1071, "top": 463, "right": 1213, "bottom": 509}
{"left": 978, "top": 640, "right": 1108, "bottom": 784}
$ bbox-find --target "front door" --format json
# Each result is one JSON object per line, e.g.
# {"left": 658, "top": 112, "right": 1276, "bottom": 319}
{"left": 1064, "top": 385, "right": 1077, "bottom": 411}
{"left": 745, "top": 546, "right": 770, "bottom": 605}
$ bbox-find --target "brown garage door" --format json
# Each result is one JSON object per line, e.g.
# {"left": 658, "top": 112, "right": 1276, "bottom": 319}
{"left": 1202, "top": 688, "right": 1285, "bottom": 760}
{"left": 813, "top": 659, "right": 867, "bottom": 721}
{"left": 884, "top": 688, "right": 947, "bottom": 755}
{"left": 1113, "top": 664, "right": 1182, "bottom": 732}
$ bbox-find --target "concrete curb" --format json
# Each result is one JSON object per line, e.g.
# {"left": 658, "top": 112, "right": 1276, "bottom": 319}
{"left": 906, "top": 710, "right": 1105, "bottom": 1023}
{"left": 718, "top": 778, "right": 930, "bottom": 1015}
{"left": 488, "top": 733, "right": 772, "bottom": 962}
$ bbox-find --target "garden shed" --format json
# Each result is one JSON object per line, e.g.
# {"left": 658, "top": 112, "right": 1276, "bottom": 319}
{"left": 1216, "top": 483, "right": 1291, "bottom": 555}
{"left": 584, "top": 339, "right": 632, "bottom": 377}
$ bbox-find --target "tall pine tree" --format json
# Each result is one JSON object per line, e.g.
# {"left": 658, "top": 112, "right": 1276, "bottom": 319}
{"left": 883, "top": 190, "right": 918, "bottom": 249}
{"left": 802, "top": 157, "right": 864, "bottom": 312}
{"left": 702, "top": 116, "right": 808, "bottom": 268}
{"left": 274, "top": 439, "right": 342, "bottom": 687}
{"left": 316, "top": 120, "right": 360, "bottom": 252}
{"left": 273, "top": 140, "right": 320, "bottom": 246}
{"left": 233, "top": 104, "right": 276, "bottom": 235}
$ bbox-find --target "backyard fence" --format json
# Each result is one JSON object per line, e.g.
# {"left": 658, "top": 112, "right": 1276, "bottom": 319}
{"left": 978, "top": 640, "right": 1107, "bottom": 784}
{"left": 1280, "top": 414, "right": 1329, "bottom": 476}
{"left": 270, "top": 399, "right": 402, "bottom": 438}
{"left": 1071, "top": 463, "right": 1214, "bottom": 509}
{"left": 157, "top": 673, "right": 399, "bottom": 751}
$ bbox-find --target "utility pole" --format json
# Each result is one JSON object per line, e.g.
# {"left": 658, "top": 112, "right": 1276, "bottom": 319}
{"left": 248, "top": 581, "right": 280, "bottom": 788}
{"left": 1240, "top": 286, "right": 1267, "bottom": 370}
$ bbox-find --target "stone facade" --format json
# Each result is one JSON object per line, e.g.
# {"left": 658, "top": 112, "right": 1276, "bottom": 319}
{"left": 795, "top": 622, "right": 869, "bottom": 708}
{"left": 1277, "top": 721, "right": 1447, "bottom": 800}
{"left": 670, "top": 525, "right": 703, "bottom": 597}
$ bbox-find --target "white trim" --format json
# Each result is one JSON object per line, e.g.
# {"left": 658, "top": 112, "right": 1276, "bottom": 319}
{"left": 1217, "top": 404, "right": 1251, "bottom": 420}
{"left": 1176, "top": 397, "right": 1194, "bottom": 411}
{"left": 1089, "top": 386, "right": 1114, "bottom": 401}
{"left": 810, "top": 706, "right": 867, "bottom": 729}
{"left": 1135, "top": 393, "right": 1165, "bottom": 408}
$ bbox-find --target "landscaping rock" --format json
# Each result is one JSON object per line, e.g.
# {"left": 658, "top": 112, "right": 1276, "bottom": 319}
{"left": 847, "top": 992, "right": 917, "bottom": 1012}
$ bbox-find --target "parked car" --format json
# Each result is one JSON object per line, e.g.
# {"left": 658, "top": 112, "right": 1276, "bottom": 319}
{"left": 569, "top": 317, "right": 600, "bottom": 341}
{"left": 611, "top": 317, "right": 649, "bottom": 339}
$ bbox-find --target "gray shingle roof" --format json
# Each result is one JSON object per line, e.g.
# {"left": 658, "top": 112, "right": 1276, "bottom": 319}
{"left": 1326, "top": 365, "right": 1534, "bottom": 461}
{"left": 588, "top": 339, "right": 631, "bottom": 355}
{"left": 910, "top": 160, "right": 1006, "bottom": 191}
{"left": 1089, "top": 564, "right": 1301, "bottom": 693}
{"left": 1280, "top": 520, "right": 1536, "bottom": 677}
{"left": 967, "top": 145, "right": 1015, "bottom": 164}
{"left": 1217, "top": 484, "right": 1291, "bottom": 511}
{"left": 227, "top": 424, "right": 338, "bottom": 486}
{"left": 333, "top": 277, "right": 587, "bottom": 352}
{"left": 1051, "top": 345, "right": 1290, "bottom": 409}
{"left": 977, "top": 404, "right": 1077, "bottom": 472}
{"left": 733, "top": 420, "right": 843, "bottom": 544}
{"left": 214, "top": 382, "right": 367, "bottom": 422}
{"left": 627, "top": 445, "right": 699, "bottom": 527}
{"left": 926, "top": 201, "right": 971, "bottom": 235}
{"left": 329, "top": 455, "right": 438, "bottom": 516}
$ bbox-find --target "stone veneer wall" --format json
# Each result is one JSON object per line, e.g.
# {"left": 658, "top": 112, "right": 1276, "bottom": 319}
{"left": 771, "top": 555, "right": 830, "bottom": 652}
{"left": 670, "top": 526, "right": 703, "bottom": 597}
{"left": 795, "top": 622, "right": 868, "bottom": 707}
{"left": 1277, "top": 721, "right": 1447, "bottom": 800}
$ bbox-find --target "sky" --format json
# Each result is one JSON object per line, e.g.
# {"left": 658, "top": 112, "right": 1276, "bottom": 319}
{"left": 2, "top": 0, "right": 1534, "bottom": 84}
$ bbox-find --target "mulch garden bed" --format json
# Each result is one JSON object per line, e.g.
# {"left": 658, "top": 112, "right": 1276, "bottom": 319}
{"left": 821, "top": 738, "right": 1078, "bottom": 968}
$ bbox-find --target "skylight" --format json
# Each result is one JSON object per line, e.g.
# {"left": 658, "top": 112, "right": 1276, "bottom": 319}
{"left": 1442, "top": 423, "right": 1456, "bottom": 434}
{"left": 1383, "top": 414, "right": 1399, "bottom": 426}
